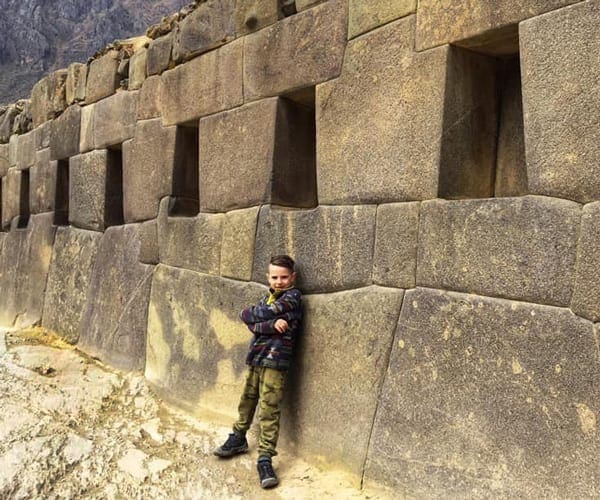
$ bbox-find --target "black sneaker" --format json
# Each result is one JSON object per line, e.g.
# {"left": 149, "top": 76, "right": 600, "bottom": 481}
{"left": 213, "top": 432, "right": 248, "bottom": 457}
{"left": 257, "top": 457, "right": 279, "bottom": 489}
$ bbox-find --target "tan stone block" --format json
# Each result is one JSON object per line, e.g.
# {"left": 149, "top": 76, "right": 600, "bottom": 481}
{"left": 128, "top": 48, "right": 148, "bottom": 91}
{"left": 139, "top": 219, "right": 159, "bottom": 265}
{"left": 34, "top": 121, "right": 51, "bottom": 151}
{"left": 9, "top": 134, "right": 17, "bottom": 167}
{"left": 79, "top": 104, "right": 94, "bottom": 153}
{"left": 145, "top": 264, "right": 267, "bottom": 419}
{"left": 521, "top": 1, "right": 600, "bottom": 203}
{"left": 146, "top": 33, "right": 173, "bottom": 76}
{"left": 2, "top": 168, "right": 22, "bottom": 230}
{"left": 253, "top": 205, "right": 376, "bottom": 293}
{"left": 417, "top": 196, "right": 581, "bottom": 307}
{"left": 30, "top": 149, "right": 56, "bottom": 214}
{"left": 86, "top": 50, "right": 120, "bottom": 104}
{"left": 199, "top": 97, "right": 316, "bottom": 212}
{"left": 16, "top": 131, "right": 35, "bottom": 170}
{"left": 365, "top": 287, "right": 600, "bottom": 497}
{"left": 220, "top": 206, "right": 260, "bottom": 281}
{"left": 349, "top": 0, "right": 416, "bottom": 38}
{"left": 42, "top": 227, "right": 102, "bottom": 343}
{"left": 416, "top": 0, "right": 580, "bottom": 53}
{"left": 93, "top": 91, "right": 138, "bottom": 149}
{"left": 0, "top": 107, "right": 19, "bottom": 143}
{"left": 49, "top": 105, "right": 81, "bottom": 161}
{"left": 66, "top": 62, "right": 87, "bottom": 105}
{"left": 244, "top": 0, "right": 347, "bottom": 101}
{"left": 30, "top": 70, "right": 68, "bottom": 127}
{"left": 282, "top": 286, "right": 404, "bottom": 477}
{"left": 160, "top": 39, "right": 243, "bottom": 126}
{"left": 172, "top": 0, "right": 235, "bottom": 63}
{"left": 0, "top": 144, "right": 8, "bottom": 177}
{"left": 122, "top": 119, "right": 177, "bottom": 222}
{"left": 137, "top": 76, "right": 162, "bottom": 120}
{"left": 234, "top": 0, "right": 279, "bottom": 36}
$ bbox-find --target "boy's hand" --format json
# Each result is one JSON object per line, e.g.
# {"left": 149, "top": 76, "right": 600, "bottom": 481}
{"left": 274, "top": 319, "right": 289, "bottom": 334}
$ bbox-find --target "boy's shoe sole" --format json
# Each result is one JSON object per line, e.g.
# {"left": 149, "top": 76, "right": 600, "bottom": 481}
{"left": 260, "top": 477, "right": 279, "bottom": 489}
{"left": 213, "top": 444, "right": 248, "bottom": 457}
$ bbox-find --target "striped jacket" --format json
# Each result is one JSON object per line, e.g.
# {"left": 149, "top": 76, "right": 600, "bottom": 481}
{"left": 239, "top": 288, "right": 303, "bottom": 370}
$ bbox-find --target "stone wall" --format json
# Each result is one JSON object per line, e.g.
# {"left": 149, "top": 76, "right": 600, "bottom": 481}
{"left": 1, "top": 0, "right": 599, "bottom": 496}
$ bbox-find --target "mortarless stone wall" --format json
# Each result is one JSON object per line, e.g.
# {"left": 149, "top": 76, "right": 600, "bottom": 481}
{"left": 1, "top": 0, "right": 600, "bottom": 496}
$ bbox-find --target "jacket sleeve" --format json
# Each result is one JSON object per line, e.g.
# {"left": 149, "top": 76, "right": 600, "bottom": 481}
{"left": 240, "top": 289, "right": 302, "bottom": 324}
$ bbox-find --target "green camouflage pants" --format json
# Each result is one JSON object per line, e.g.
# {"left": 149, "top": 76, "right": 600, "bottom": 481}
{"left": 233, "top": 366, "right": 286, "bottom": 457}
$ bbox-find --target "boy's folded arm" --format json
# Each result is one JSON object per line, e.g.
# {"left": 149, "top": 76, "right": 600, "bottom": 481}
{"left": 247, "top": 320, "right": 278, "bottom": 335}
{"left": 240, "top": 291, "right": 302, "bottom": 323}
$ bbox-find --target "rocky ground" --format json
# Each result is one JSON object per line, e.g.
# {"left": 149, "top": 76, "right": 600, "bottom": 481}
{"left": 0, "top": 327, "right": 392, "bottom": 499}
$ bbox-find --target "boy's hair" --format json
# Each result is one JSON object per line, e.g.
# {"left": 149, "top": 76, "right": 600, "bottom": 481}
{"left": 269, "top": 254, "right": 295, "bottom": 272}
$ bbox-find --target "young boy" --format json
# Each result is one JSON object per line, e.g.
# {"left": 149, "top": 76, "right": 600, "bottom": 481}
{"left": 214, "top": 255, "right": 303, "bottom": 489}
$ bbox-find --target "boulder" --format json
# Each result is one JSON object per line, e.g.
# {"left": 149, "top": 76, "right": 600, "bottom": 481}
{"left": 244, "top": 0, "right": 347, "bottom": 101}
{"left": 92, "top": 91, "right": 138, "bottom": 149}
{"left": 0, "top": 106, "right": 20, "bottom": 143}
{"left": 86, "top": 50, "right": 121, "bottom": 104}
{"left": 66, "top": 63, "right": 87, "bottom": 105}
{"left": 199, "top": 97, "right": 316, "bottom": 212}
{"left": 365, "top": 287, "right": 600, "bottom": 497}
{"left": 49, "top": 105, "right": 81, "bottom": 161}
{"left": 234, "top": 0, "right": 279, "bottom": 36}
{"left": 220, "top": 206, "right": 260, "bottom": 281}
{"left": 79, "top": 224, "right": 154, "bottom": 371}
{"left": 349, "top": 0, "right": 416, "bottom": 38}
{"left": 128, "top": 48, "right": 148, "bottom": 91}
{"left": 417, "top": 196, "right": 581, "bottom": 307}
{"left": 160, "top": 38, "right": 243, "bottom": 126}
{"left": 253, "top": 205, "right": 376, "bottom": 293}
{"left": 30, "top": 71, "right": 68, "bottom": 128}
{"left": 146, "top": 33, "right": 173, "bottom": 76}
{"left": 521, "top": 1, "right": 600, "bottom": 203}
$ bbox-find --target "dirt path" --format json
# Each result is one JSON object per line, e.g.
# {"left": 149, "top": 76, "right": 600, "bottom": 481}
{"left": 0, "top": 327, "right": 393, "bottom": 499}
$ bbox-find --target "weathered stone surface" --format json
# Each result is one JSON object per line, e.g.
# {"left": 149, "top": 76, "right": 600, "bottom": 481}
{"left": 416, "top": 0, "right": 581, "bottom": 53}
{"left": 145, "top": 264, "right": 266, "bottom": 418}
{"left": 2, "top": 168, "right": 22, "bottom": 230}
{"left": 30, "top": 149, "right": 56, "bottom": 214}
{"left": 319, "top": 17, "right": 487, "bottom": 203}
{"left": 122, "top": 119, "right": 177, "bottom": 222}
{"left": 93, "top": 91, "right": 138, "bottom": 149}
{"left": 42, "top": 227, "right": 102, "bottom": 343}
{"left": 521, "top": 1, "right": 600, "bottom": 203}
{"left": 160, "top": 39, "right": 243, "bottom": 126}
{"left": 128, "top": 48, "right": 148, "bottom": 91}
{"left": 69, "top": 150, "right": 116, "bottom": 231}
{"left": 365, "top": 287, "right": 600, "bottom": 497}
{"left": 146, "top": 33, "right": 173, "bottom": 76}
{"left": 49, "top": 105, "right": 81, "bottom": 161}
{"left": 282, "top": 286, "right": 404, "bottom": 477}
{"left": 9, "top": 134, "right": 18, "bottom": 167}
{"left": 34, "top": 121, "right": 51, "bottom": 151}
{"left": 79, "top": 224, "right": 153, "bottom": 371}
{"left": 139, "top": 219, "right": 158, "bottom": 265}
{"left": 244, "top": 0, "right": 347, "bottom": 101}
{"left": 16, "top": 131, "right": 35, "bottom": 170}
{"left": 253, "top": 205, "right": 376, "bottom": 293}
{"left": 79, "top": 104, "right": 94, "bottom": 153}
{"left": 373, "top": 202, "right": 419, "bottom": 289}
{"left": 157, "top": 197, "right": 223, "bottom": 275}
{"left": 417, "top": 196, "right": 581, "bottom": 307}
{"left": 0, "top": 227, "right": 27, "bottom": 325}
{"left": 571, "top": 202, "right": 600, "bottom": 321}
{"left": 349, "top": 0, "right": 415, "bottom": 38}
{"left": 30, "top": 70, "right": 68, "bottom": 128}
{"left": 295, "top": 0, "right": 324, "bottom": 11}
{"left": 220, "top": 206, "right": 260, "bottom": 281}
{"left": 86, "top": 50, "right": 120, "bottom": 104}
{"left": 199, "top": 97, "right": 316, "bottom": 212}
{"left": 234, "top": 0, "right": 279, "bottom": 36}
{"left": 66, "top": 63, "right": 87, "bottom": 105}
{"left": 0, "top": 144, "right": 9, "bottom": 177}
{"left": 172, "top": 0, "right": 235, "bottom": 63}
{"left": 495, "top": 58, "right": 527, "bottom": 197}
{"left": 137, "top": 76, "right": 162, "bottom": 120}
{"left": 0, "top": 107, "right": 20, "bottom": 143}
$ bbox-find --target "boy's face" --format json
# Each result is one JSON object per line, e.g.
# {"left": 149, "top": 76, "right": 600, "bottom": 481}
{"left": 267, "top": 264, "right": 296, "bottom": 290}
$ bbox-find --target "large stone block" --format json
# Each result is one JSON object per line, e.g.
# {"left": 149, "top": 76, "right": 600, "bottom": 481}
{"left": 30, "top": 149, "right": 56, "bottom": 214}
{"left": 49, "top": 105, "right": 81, "bottom": 161}
{"left": 571, "top": 202, "right": 600, "bottom": 321}
{"left": 521, "top": 1, "right": 600, "bottom": 203}
{"left": 349, "top": 0, "right": 416, "bottom": 38}
{"left": 86, "top": 50, "right": 120, "bottom": 104}
{"left": 0, "top": 144, "right": 9, "bottom": 177}
{"left": 373, "top": 202, "right": 419, "bottom": 289}
{"left": 128, "top": 48, "right": 148, "bottom": 91}
{"left": 157, "top": 197, "right": 223, "bottom": 275}
{"left": 79, "top": 104, "right": 94, "bottom": 153}
{"left": 417, "top": 196, "right": 581, "bottom": 307}
{"left": 244, "top": 0, "right": 347, "bottom": 101}
{"left": 253, "top": 205, "right": 376, "bottom": 293}
{"left": 16, "top": 131, "right": 35, "bottom": 170}
{"left": 172, "top": 0, "right": 235, "bottom": 63}
{"left": 416, "top": 0, "right": 581, "bottom": 53}
{"left": 318, "top": 18, "right": 497, "bottom": 203}
{"left": 220, "top": 206, "right": 260, "bottom": 281}
{"left": 365, "top": 287, "right": 600, "bottom": 497}
{"left": 92, "top": 91, "right": 138, "bottom": 149}
{"left": 160, "top": 39, "right": 243, "bottom": 126}
{"left": 9, "top": 135, "right": 17, "bottom": 168}
{"left": 137, "top": 76, "right": 162, "bottom": 120}
{"left": 0, "top": 228, "right": 27, "bottom": 325}
{"left": 42, "top": 227, "right": 101, "bottom": 343}
{"left": 146, "top": 33, "right": 173, "bottom": 76}
{"left": 1, "top": 168, "right": 23, "bottom": 230}
{"left": 0, "top": 107, "right": 19, "bottom": 143}
{"left": 79, "top": 224, "right": 154, "bottom": 371}
{"left": 282, "top": 286, "right": 404, "bottom": 477}
{"left": 34, "top": 121, "right": 51, "bottom": 151}
{"left": 145, "top": 264, "right": 267, "bottom": 418}
{"left": 122, "top": 119, "right": 177, "bottom": 222}
{"left": 199, "top": 97, "right": 316, "bottom": 211}
{"left": 66, "top": 63, "right": 87, "bottom": 105}
{"left": 234, "top": 0, "right": 279, "bottom": 36}
{"left": 30, "top": 70, "right": 68, "bottom": 128}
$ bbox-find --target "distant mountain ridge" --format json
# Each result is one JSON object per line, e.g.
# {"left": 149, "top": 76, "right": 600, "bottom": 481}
{"left": 0, "top": 0, "right": 189, "bottom": 105}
